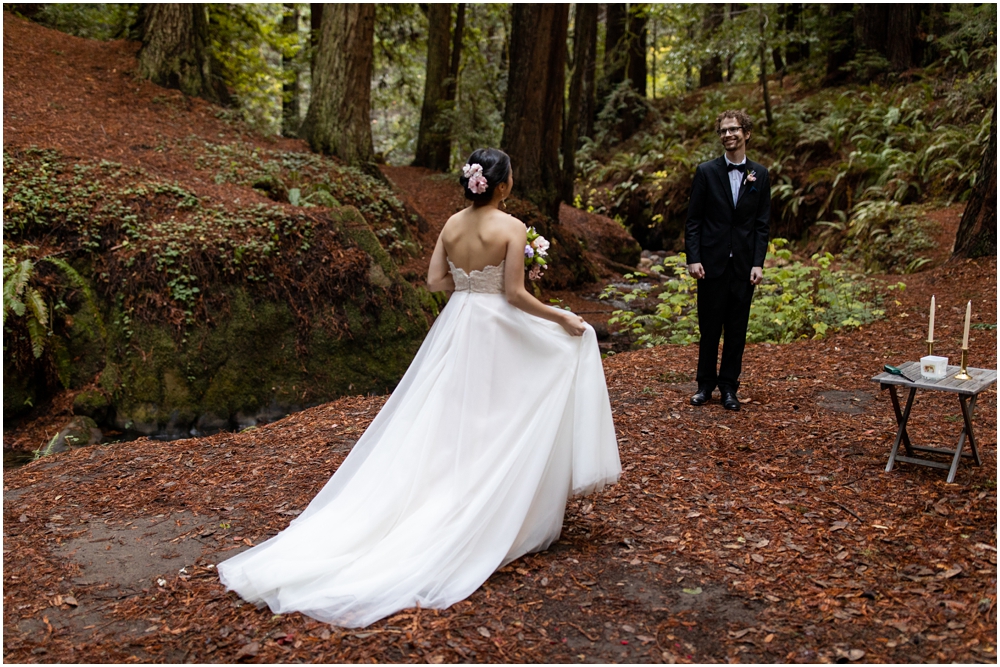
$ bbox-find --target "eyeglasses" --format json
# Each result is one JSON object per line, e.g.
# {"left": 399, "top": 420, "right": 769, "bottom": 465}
{"left": 717, "top": 127, "right": 743, "bottom": 136}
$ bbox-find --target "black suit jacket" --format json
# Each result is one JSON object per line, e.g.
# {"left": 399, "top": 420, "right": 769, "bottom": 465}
{"left": 684, "top": 156, "right": 770, "bottom": 281}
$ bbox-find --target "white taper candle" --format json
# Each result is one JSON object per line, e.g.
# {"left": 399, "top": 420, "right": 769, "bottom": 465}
{"left": 962, "top": 300, "right": 971, "bottom": 349}
{"left": 928, "top": 295, "right": 935, "bottom": 341}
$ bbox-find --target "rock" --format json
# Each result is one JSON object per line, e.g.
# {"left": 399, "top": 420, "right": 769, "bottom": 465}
{"left": 41, "top": 416, "right": 102, "bottom": 456}
{"left": 72, "top": 390, "right": 111, "bottom": 423}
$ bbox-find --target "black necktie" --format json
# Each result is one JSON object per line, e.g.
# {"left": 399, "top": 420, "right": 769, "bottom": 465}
{"left": 727, "top": 163, "right": 745, "bottom": 173}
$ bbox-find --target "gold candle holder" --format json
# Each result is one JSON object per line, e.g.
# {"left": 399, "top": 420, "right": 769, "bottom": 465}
{"left": 926, "top": 339, "right": 934, "bottom": 356}
{"left": 955, "top": 348, "right": 973, "bottom": 381}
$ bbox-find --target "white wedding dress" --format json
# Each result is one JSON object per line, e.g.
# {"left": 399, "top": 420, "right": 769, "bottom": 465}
{"left": 217, "top": 260, "right": 621, "bottom": 627}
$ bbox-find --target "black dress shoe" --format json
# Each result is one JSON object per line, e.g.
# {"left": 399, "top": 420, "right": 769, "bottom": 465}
{"left": 721, "top": 390, "right": 741, "bottom": 411}
{"left": 690, "top": 388, "right": 712, "bottom": 406}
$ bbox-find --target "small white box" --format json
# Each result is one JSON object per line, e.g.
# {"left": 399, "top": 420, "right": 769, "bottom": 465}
{"left": 920, "top": 355, "right": 949, "bottom": 380}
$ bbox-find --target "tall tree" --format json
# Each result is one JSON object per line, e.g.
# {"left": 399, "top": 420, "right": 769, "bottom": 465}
{"left": 502, "top": 4, "right": 569, "bottom": 218}
{"left": 699, "top": 4, "right": 724, "bottom": 87}
{"left": 300, "top": 4, "right": 376, "bottom": 168}
{"left": 309, "top": 3, "right": 323, "bottom": 78}
{"left": 413, "top": 4, "right": 453, "bottom": 169}
{"left": 822, "top": 3, "right": 854, "bottom": 86}
{"left": 136, "top": 4, "right": 228, "bottom": 103}
{"left": 563, "top": 3, "right": 599, "bottom": 202}
{"left": 953, "top": 107, "right": 997, "bottom": 259}
{"left": 281, "top": 3, "right": 300, "bottom": 138}
{"left": 603, "top": 4, "right": 628, "bottom": 91}
{"left": 885, "top": 5, "right": 923, "bottom": 70}
{"left": 626, "top": 4, "right": 648, "bottom": 97}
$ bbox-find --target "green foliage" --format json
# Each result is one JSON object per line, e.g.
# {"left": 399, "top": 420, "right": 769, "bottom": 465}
{"left": 3, "top": 244, "right": 103, "bottom": 388}
{"left": 3, "top": 146, "right": 415, "bottom": 339}
{"left": 30, "top": 3, "right": 137, "bottom": 41}
{"left": 600, "top": 239, "right": 899, "bottom": 348}
{"left": 372, "top": 4, "right": 427, "bottom": 163}
{"left": 837, "top": 201, "right": 936, "bottom": 274}
{"left": 207, "top": 4, "right": 300, "bottom": 135}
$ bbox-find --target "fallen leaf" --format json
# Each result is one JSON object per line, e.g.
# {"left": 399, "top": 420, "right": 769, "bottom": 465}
{"left": 477, "top": 626, "right": 491, "bottom": 638}
{"left": 848, "top": 649, "right": 865, "bottom": 661}
{"left": 235, "top": 642, "right": 259, "bottom": 660}
{"left": 63, "top": 595, "right": 78, "bottom": 607}
{"left": 751, "top": 554, "right": 764, "bottom": 564}
{"left": 764, "top": 634, "right": 774, "bottom": 643}
{"left": 682, "top": 587, "right": 702, "bottom": 595}
{"left": 936, "top": 566, "right": 962, "bottom": 579}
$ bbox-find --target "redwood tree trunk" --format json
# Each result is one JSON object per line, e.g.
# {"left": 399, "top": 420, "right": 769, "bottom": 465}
{"left": 823, "top": 3, "right": 854, "bottom": 86}
{"left": 300, "top": 4, "right": 375, "bottom": 168}
{"left": 562, "top": 3, "right": 599, "bottom": 202}
{"left": 137, "top": 4, "right": 227, "bottom": 104}
{"left": 626, "top": 4, "right": 648, "bottom": 97}
{"left": 603, "top": 4, "right": 628, "bottom": 91}
{"left": 855, "top": 4, "right": 888, "bottom": 54}
{"left": 885, "top": 5, "right": 923, "bottom": 70}
{"left": 952, "top": 107, "right": 997, "bottom": 259}
{"left": 502, "top": 4, "right": 569, "bottom": 219}
{"left": 699, "top": 4, "right": 724, "bottom": 87}
{"left": 412, "top": 3, "right": 453, "bottom": 170}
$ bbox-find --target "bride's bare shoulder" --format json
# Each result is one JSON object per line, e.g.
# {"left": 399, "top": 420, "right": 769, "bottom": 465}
{"left": 494, "top": 210, "right": 527, "bottom": 237}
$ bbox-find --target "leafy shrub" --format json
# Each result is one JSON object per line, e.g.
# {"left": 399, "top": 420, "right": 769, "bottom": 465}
{"left": 3, "top": 245, "right": 104, "bottom": 388}
{"left": 600, "top": 239, "right": 902, "bottom": 348}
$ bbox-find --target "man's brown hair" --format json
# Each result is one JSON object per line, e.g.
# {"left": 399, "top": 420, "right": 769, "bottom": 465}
{"left": 715, "top": 109, "right": 754, "bottom": 139}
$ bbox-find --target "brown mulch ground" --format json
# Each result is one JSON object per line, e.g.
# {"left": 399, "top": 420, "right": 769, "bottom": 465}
{"left": 3, "top": 10, "right": 997, "bottom": 664}
{"left": 4, "top": 255, "right": 996, "bottom": 663}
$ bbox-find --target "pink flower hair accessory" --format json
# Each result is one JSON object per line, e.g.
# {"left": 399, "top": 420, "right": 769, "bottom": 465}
{"left": 462, "top": 163, "right": 488, "bottom": 194}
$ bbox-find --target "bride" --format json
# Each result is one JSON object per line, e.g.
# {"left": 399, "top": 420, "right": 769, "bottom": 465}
{"left": 217, "top": 148, "right": 621, "bottom": 628}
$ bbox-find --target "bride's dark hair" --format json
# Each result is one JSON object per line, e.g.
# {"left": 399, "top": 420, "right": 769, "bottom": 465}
{"left": 460, "top": 148, "right": 511, "bottom": 205}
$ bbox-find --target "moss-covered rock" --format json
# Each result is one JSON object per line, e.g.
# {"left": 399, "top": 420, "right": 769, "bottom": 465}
{"left": 40, "top": 415, "right": 102, "bottom": 456}
{"left": 98, "top": 206, "right": 427, "bottom": 434}
{"left": 72, "top": 389, "right": 111, "bottom": 423}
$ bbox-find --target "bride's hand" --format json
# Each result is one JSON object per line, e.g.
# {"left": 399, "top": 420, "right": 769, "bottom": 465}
{"left": 560, "top": 312, "right": 587, "bottom": 336}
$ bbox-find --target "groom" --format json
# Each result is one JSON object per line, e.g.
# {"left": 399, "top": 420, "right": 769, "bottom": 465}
{"left": 684, "top": 109, "right": 770, "bottom": 411}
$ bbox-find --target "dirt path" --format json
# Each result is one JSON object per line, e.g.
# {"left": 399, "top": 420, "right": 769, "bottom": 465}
{"left": 4, "top": 257, "right": 996, "bottom": 664}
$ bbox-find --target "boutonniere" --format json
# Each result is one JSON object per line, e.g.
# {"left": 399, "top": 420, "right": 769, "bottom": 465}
{"left": 743, "top": 169, "right": 757, "bottom": 186}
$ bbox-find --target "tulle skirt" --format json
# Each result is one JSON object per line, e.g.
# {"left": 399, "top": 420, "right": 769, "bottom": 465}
{"left": 217, "top": 291, "right": 620, "bottom": 627}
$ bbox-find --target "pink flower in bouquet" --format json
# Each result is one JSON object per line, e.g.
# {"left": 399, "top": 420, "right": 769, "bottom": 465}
{"left": 528, "top": 265, "right": 543, "bottom": 281}
{"left": 531, "top": 236, "right": 550, "bottom": 257}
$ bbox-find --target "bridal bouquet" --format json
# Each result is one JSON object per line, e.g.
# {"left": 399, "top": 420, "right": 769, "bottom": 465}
{"left": 523, "top": 227, "right": 550, "bottom": 281}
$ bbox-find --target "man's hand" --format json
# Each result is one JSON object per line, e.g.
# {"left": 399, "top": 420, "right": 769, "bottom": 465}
{"left": 687, "top": 262, "right": 705, "bottom": 279}
{"left": 750, "top": 266, "right": 763, "bottom": 285}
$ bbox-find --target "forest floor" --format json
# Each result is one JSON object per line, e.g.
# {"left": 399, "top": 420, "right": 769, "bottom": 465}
{"left": 3, "top": 11, "right": 998, "bottom": 665}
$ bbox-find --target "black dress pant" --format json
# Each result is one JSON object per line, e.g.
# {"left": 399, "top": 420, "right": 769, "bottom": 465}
{"left": 695, "top": 259, "right": 754, "bottom": 392}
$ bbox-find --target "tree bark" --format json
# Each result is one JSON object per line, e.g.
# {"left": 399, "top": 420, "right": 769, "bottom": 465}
{"left": 699, "top": 4, "right": 724, "bottom": 87}
{"left": 502, "top": 3, "right": 569, "bottom": 219}
{"left": 413, "top": 3, "right": 453, "bottom": 170}
{"left": 885, "top": 5, "right": 922, "bottom": 70}
{"left": 309, "top": 3, "right": 323, "bottom": 79}
{"left": 952, "top": 107, "right": 997, "bottom": 259}
{"left": 281, "top": 3, "right": 300, "bottom": 138}
{"left": 603, "top": 3, "right": 628, "bottom": 90}
{"left": 563, "top": 3, "right": 599, "bottom": 202}
{"left": 626, "top": 4, "right": 648, "bottom": 97}
{"left": 136, "top": 4, "right": 227, "bottom": 104}
{"left": 855, "top": 4, "right": 888, "bottom": 54}
{"left": 579, "top": 3, "right": 599, "bottom": 141}
{"left": 823, "top": 3, "right": 854, "bottom": 86}
{"left": 300, "top": 3, "right": 376, "bottom": 168}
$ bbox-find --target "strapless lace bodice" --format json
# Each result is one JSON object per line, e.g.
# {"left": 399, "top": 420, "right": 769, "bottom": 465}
{"left": 448, "top": 259, "right": 505, "bottom": 294}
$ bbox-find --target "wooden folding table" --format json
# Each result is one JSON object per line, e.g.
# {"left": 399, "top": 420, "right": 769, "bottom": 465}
{"left": 871, "top": 361, "right": 997, "bottom": 483}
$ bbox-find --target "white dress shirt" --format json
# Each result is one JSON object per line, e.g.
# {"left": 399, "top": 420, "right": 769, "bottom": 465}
{"left": 725, "top": 155, "right": 746, "bottom": 207}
